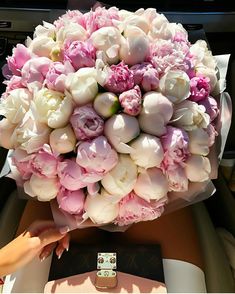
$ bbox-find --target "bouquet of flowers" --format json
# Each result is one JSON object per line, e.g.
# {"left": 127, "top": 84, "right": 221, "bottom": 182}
{"left": 0, "top": 6, "right": 231, "bottom": 228}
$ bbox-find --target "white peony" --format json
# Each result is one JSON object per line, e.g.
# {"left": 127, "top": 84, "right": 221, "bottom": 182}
{"left": 84, "top": 193, "right": 119, "bottom": 224}
{"left": 28, "top": 36, "right": 56, "bottom": 58}
{"left": 24, "top": 174, "right": 59, "bottom": 201}
{"left": 0, "top": 119, "right": 16, "bottom": 149}
{"left": 172, "top": 100, "right": 210, "bottom": 131}
{"left": 33, "top": 21, "right": 56, "bottom": 39}
{"left": 134, "top": 167, "right": 168, "bottom": 201}
{"left": 104, "top": 114, "right": 140, "bottom": 153}
{"left": 0, "top": 88, "right": 32, "bottom": 124}
{"left": 101, "top": 154, "right": 137, "bottom": 197}
{"left": 119, "top": 26, "right": 149, "bottom": 66}
{"left": 190, "top": 40, "right": 217, "bottom": 69}
{"left": 159, "top": 70, "right": 191, "bottom": 103}
{"left": 66, "top": 68, "right": 98, "bottom": 106}
{"left": 11, "top": 109, "right": 51, "bottom": 153}
{"left": 49, "top": 125, "right": 76, "bottom": 154}
{"left": 34, "top": 88, "right": 73, "bottom": 129}
{"left": 188, "top": 128, "right": 210, "bottom": 156}
{"left": 185, "top": 155, "right": 211, "bottom": 182}
{"left": 138, "top": 92, "right": 173, "bottom": 137}
{"left": 91, "top": 27, "right": 122, "bottom": 64}
{"left": 56, "top": 22, "right": 87, "bottom": 43}
{"left": 130, "top": 133, "right": 164, "bottom": 168}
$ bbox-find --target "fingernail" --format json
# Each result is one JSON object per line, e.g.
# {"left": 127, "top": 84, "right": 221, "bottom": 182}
{"left": 66, "top": 244, "right": 69, "bottom": 252}
{"left": 58, "top": 253, "right": 62, "bottom": 259}
{"left": 59, "top": 226, "right": 69, "bottom": 234}
{"left": 40, "top": 256, "right": 46, "bottom": 262}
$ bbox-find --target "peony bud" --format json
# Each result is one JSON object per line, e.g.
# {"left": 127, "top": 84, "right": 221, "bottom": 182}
{"left": 130, "top": 133, "right": 164, "bottom": 168}
{"left": 24, "top": 174, "right": 59, "bottom": 201}
{"left": 138, "top": 92, "right": 173, "bottom": 137}
{"left": 134, "top": 167, "right": 168, "bottom": 201}
{"left": 101, "top": 154, "right": 137, "bottom": 197}
{"left": 84, "top": 193, "right": 119, "bottom": 224}
{"left": 104, "top": 114, "right": 140, "bottom": 153}
{"left": 93, "top": 92, "right": 120, "bottom": 118}
{"left": 49, "top": 125, "right": 76, "bottom": 154}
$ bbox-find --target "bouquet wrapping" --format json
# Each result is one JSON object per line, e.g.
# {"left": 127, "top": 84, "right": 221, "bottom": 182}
{"left": 0, "top": 7, "right": 232, "bottom": 231}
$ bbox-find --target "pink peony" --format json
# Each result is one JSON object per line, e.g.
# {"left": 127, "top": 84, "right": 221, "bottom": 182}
{"left": 148, "top": 40, "right": 192, "bottom": 76}
{"left": 64, "top": 40, "right": 96, "bottom": 70}
{"left": 31, "top": 144, "right": 59, "bottom": 178}
{"left": 131, "top": 63, "right": 159, "bottom": 92}
{"left": 76, "top": 136, "right": 118, "bottom": 175}
{"left": 161, "top": 126, "right": 190, "bottom": 171}
{"left": 70, "top": 104, "right": 104, "bottom": 140}
{"left": 189, "top": 76, "right": 211, "bottom": 102}
{"left": 205, "top": 124, "right": 218, "bottom": 147}
{"left": 198, "top": 96, "right": 219, "bottom": 122}
{"left": 4, "top": 76, "right": 26, "bottom": 93}
{"left": 12, "top": 148, "right": 33, "bottom": 180}
{"left": 119, "top": 85, "right": 142, "bottom": 116}
{"left": 6, "top": 44, "right": 31, "bottom": 76}
{"left": 45, "top": 61, "right": 75, "bottom": 92}
{"left": 83, "top": 6, "right": 119, "bottom": 35}
{"left": 104, "top": 62, "right": 135, "bottom": 94}
{"left": 166, "top": 167, "right": 188, "bottom": 192}
{"left": 57, "top": 187, "right": 85, "bottom": 215}
{"left": 54, "top": 10, "right": 85, "bottom": 29}
{"left": 57, "top": 159, "right": 87, "bottom": 191}
{"left": 114, "top": 192, "right": 167, "bottom": 226}
{"left": 21, "top": 57, "right": 52, "bottom": 87}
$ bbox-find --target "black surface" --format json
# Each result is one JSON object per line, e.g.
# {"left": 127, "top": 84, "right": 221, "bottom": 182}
{"left": 49, "top": 242, "right": 165, "bottom": 283}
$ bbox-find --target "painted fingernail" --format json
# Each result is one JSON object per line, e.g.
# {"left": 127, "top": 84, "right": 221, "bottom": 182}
{"left": 59, "top": 226, "right": 69, "bottom": 234}
{"left": 40, "top": 256, "right": 46, "bottom": 262}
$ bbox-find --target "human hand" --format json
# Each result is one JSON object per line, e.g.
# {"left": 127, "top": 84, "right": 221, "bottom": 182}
{"left": 0, "top": 220, "right": 70, "bottom": 276}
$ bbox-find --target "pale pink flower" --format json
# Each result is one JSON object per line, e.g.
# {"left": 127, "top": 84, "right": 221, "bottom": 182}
{"left": 21, "top": 57, "right": 52, "bottom": 88}
{"left": 83, "top": 7, "right": 119, "bottom": 35}
{"left": 70, "top": 104, "right": 104, "bottom": 140}
{"left": 31, "top": 144, "right": 59, "bottom": 178}
{"left": 198, "top": 96, "right": 219, "bottom": 122}
{"left": 161, "top": 126, "right": 190, "bottom": 171}
{"left": 148, "top": 40, "right": 191, "bottom": 76}
{"left": 104, "top": 62, "right": 134, "bottom": 94}
{"left": 166, "top": 167, "right": 188, "bottom": 192}
{"left": 57, "top": 159, "right": 87, "bottom": 191}
{"left": 54, "top": 10, "right": 85, "bottom": 29}
{"left": 57, "top": 187, "right": 85, "bottom": 215}
{"left": 114, "top": 192, "right": 167, "bottom": 226}
{"left": 4, "top": 76, "right": 26, "bottom": 93}
{"left": 76, "top": 136, "right": 118, "bottom": 175}
{"left": 119, "top": 85, "right": 142, "bottom": 116}
{"left": 45, "top": 61, "right": 75, "bottom": 92}
{"left": 6, "top": 44, "right": 31, "bottom": 76}
{"left": 12, "top": 148, "right": 34, "bottom": 180}
{"left": 205, "top": 124, "right": 218, "bottom": 147}
{"left": 189, "top": 76, "right": 211, "bottom": 102}
{"left": 131, "top": 62, "right": 159, "bottom": 92}
{"left": 64, "top": 40, "right": 96, "bottom": 70}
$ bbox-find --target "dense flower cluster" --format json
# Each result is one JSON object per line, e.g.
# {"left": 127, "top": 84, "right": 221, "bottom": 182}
{"left": 0, "top": 7, "right": 219, "bottom": 226}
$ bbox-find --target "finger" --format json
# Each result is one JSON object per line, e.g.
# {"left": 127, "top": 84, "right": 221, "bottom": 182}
{"left": 55, "top": 242, "right": 65, "bottom": 260}
{"left": 39, "top": 242, "right": 56, "bottom": 262}
{"left": 59, "top": 233, "right": 70, "bottom": 252}
{"left": 38, "top": 228, "right": 66, "bottom": 247}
